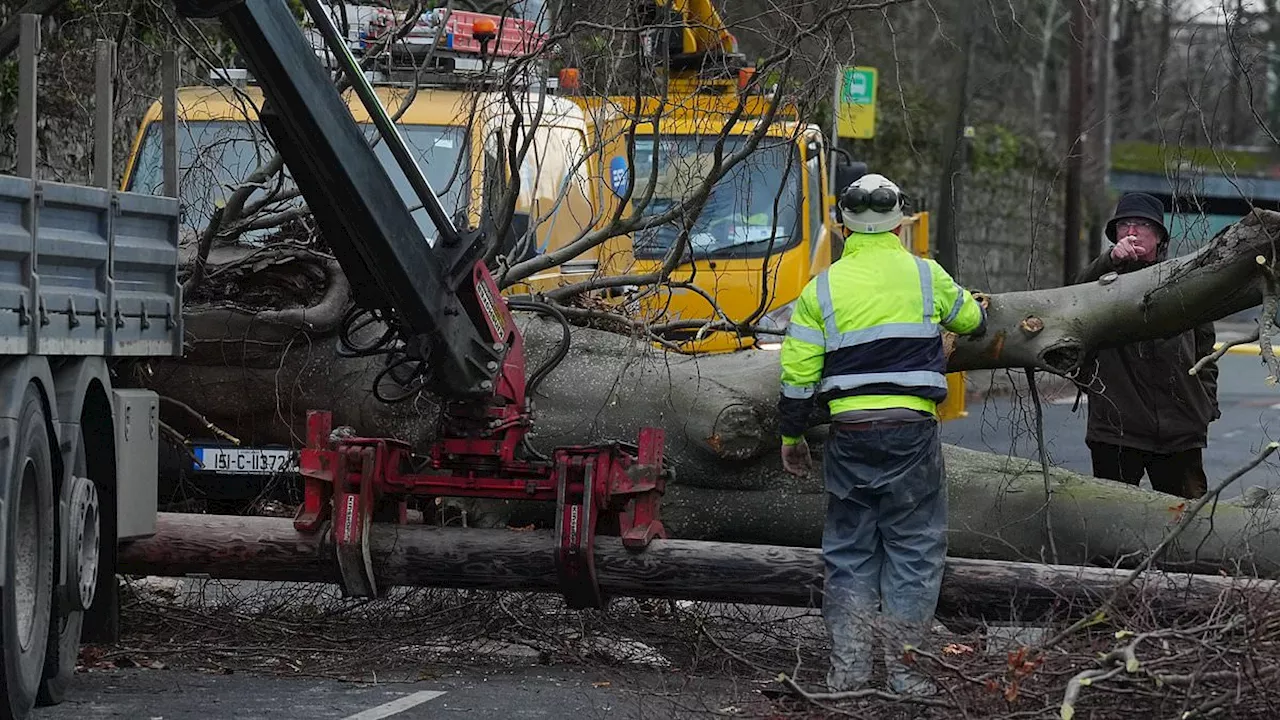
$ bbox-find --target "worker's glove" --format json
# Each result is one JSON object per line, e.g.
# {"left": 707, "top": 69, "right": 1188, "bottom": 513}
{"left": 780, "top": 438, "right": 813, "bottom": 477}
{"left": 942, "top": 331, "right": 958, "bottom": 359}
{"left": 965, "top": 290, "right": 990, "bottom": 340}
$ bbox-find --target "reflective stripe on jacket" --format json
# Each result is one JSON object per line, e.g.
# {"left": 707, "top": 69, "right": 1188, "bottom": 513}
{"left": 778, "top": 231, "right": 985, "bottom": 442}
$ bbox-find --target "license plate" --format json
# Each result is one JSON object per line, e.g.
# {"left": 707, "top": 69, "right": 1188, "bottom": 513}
{"left": 194, "top": 447, "right": 298, "bottom": 475}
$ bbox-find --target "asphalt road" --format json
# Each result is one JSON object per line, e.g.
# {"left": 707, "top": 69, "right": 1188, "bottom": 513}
{"left": 32, "top": 344, "right": 1280, "bottom": 720}
{"left": 942, "top": 352, "right": 1280, "bottom": 500}
{"left": 33, "top": 666, "right": 742, "bottom": 719}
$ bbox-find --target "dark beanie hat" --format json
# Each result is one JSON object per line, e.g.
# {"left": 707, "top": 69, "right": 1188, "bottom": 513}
{"left": 1105, "top": 192, "right": 1169, "bottom": 244}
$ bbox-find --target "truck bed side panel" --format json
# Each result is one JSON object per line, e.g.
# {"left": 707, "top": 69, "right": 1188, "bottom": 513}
{"left": 110, "top": 192, "right": 181, "bottom": 357}
{"left": 34, "top": 183, "right": 112, "bottom": 356}
{"left": 0, "top": 176, "right": 34, "bottom": 354}
{"left": 0, "top": 175, "right": 181, "bottom": 359}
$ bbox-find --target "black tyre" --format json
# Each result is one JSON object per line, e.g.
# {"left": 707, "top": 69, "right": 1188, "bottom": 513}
{"left": 0, "top": 384, "right": 56, "bottom": 720}
{"left": 36, "top": 432, "right": 94, "bottom": 707}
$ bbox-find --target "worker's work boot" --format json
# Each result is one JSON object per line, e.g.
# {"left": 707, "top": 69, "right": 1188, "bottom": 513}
{"left": 882, "top": 616, "right": 939, "bottom": 697}
{"left": 823, "top": 588, "right": 876, "bottom": 692}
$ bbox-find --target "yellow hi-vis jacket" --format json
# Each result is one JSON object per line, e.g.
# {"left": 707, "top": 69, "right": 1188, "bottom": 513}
{"left": 778, "top": 231, "right": 986, "bottom": 444}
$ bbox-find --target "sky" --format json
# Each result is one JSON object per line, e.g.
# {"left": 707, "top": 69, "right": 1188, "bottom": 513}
{"left": 1183, "top": 0, "right": 1263, "bottom": 23}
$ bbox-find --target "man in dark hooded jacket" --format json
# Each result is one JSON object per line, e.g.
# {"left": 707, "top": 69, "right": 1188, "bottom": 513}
{"left": 1073, "top": 192, "right": 1219, "bottom": 499}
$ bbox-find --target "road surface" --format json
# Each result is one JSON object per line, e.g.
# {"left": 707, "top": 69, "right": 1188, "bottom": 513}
{"left": 33, "top": 665, "right": 740, "bottom": 719}
{"left": 943, "top": 352, "right": 1280, "bottom": 500}
{"left": 32, "top": 338, "right": 1280, "bottom": 719}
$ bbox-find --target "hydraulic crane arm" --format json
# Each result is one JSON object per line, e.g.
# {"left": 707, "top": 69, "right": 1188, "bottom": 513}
{"left": 637, "top": 0, "right": 745, "bottom": 76}
{"left": 170, "top": 0, "right": 668, "bottom": 607}
{"left": 176, "top": 0, "right": 500, "bottom": 399}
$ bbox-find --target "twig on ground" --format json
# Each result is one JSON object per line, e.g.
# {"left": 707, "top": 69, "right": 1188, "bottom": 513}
{"left": 697, "top": 622, "right": 769, "bottom": 674}
{"left": 1059, "top": 664, "right": 1127, "bottom": 719}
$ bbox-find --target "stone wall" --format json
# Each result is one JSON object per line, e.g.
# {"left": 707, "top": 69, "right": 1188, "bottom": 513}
{"left": 954, "top": 165, "right": 1065, "bottom": 293}
{"left": 890, "top": 129, "right": 1067, "bottom": 295}
{"left": 0, "top": 17, "right": 207, "bottom": 187}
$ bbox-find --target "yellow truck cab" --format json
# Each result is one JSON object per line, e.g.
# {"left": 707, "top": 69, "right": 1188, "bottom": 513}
{"left": 119, "top": 7, "right": 596, "bottom": 295}
{"left": 564, "top": 91, "right": 837, "bottom": 354}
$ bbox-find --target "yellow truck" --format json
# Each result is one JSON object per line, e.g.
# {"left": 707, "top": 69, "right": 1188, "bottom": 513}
{"left": 117, "top": 4, "right": 965, "bottom": 418}
{"left": 120, "top": 86, "right": 597, "bottom": 296}
{"left": 552, "top": 0, "right": 967, "bottom": 415}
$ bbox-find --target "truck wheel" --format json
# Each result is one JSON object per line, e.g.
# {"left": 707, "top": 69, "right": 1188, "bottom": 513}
{"left": 37, "top": 435, "right": 96, "bottom": 706}
{"left": 0, "top": 385, "right": 56, "bottom": 720}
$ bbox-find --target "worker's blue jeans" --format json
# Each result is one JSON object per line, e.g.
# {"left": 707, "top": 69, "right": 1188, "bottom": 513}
{"left": 821, "top": 418, "right": 947, "bottom": 694}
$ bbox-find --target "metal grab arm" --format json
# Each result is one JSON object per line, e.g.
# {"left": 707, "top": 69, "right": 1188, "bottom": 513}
{"left": 175, "top": 0, "right": 500, "bottom": 398}
{"left": 299, "top": 0, "right": 461, "bottom": 249}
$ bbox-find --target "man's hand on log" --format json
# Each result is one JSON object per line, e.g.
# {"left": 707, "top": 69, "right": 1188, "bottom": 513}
{"left": 781, "top": 438, "right": 813, "bottom": 477}
{"left": 941, "top": 289, "right": 988, "bottom": 359}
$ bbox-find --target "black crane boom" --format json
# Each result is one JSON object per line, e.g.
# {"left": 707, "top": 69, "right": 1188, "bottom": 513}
{"left": 176, "top": 0, "right": 499, "bottom": 397}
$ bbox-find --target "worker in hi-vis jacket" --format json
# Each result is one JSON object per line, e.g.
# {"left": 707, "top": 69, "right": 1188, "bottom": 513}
{"left": 776, "top": 173, "right": 987, "bottom": 695}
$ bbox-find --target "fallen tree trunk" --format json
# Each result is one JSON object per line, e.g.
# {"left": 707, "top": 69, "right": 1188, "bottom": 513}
{"left": 492, "top": 442, "right": 1280, "bottom": 578}
{"left": 117, "top": 513, "right": 1280, "bottom": 623}
{"left": 950, "top": 207, "right": 1279, "bottom": 372}
{"left": 144, "top": 210, "right": 1280, "bottom": 450}
{"left": 132, "top": 210, "right": 1280, "bottom": 576}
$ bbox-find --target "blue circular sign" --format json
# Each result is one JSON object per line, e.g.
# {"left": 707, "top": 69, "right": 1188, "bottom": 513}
{"left": 609, "top": 156, "right": 630, "bottom": 197}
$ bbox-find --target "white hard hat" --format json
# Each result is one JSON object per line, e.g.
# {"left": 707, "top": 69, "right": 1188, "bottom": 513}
{"left": 838, "top": 173, "right": 905, "bottom": 234}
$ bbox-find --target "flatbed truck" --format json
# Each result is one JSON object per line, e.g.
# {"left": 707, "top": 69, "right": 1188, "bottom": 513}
{"left": 0, "top": 17, "right": 180, "bottom": 719}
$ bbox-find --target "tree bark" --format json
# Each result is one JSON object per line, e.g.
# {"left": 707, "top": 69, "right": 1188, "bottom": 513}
{"left": 116, "top": 513, "right": 1280, "bottom": 623}
{"left": 950, "top": 208, "right": 1280, "bottom": 372}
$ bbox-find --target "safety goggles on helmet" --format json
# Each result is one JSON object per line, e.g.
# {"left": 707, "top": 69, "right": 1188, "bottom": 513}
{"left": 839, "top": 184, "right": 908, "bottom": 215}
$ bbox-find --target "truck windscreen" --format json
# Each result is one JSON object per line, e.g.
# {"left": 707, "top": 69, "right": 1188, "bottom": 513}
{"left": 629, "top": 134, "right": 801, "bottom": 261}
{"left": 126, "top": 119, "right": 468, "bottom": 245}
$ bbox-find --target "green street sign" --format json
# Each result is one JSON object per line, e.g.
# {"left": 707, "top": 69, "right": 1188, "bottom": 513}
{"left": 842, "top": 68, "right": 875, "bottom": 105}
{"left": 836, "top": 66, "right": 877, "bottom": 138}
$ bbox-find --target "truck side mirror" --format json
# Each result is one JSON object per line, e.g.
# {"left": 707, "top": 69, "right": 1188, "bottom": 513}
{"left": 833, "top": 159, "right": 867, "bottom": 194}
{"left": 478, "top": 209, "right": 534, "bottom": 262}
{"left": 508, "top": 211, "right": 533, "bottom": 263}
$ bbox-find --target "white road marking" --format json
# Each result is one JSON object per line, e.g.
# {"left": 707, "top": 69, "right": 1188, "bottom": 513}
{"left": 341, "top": 690, "right": 447, "bottom": 720}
